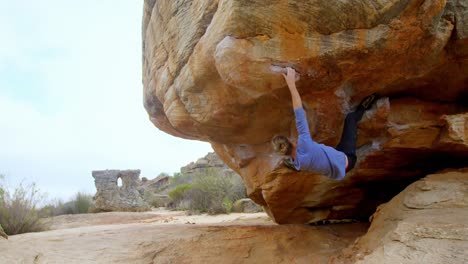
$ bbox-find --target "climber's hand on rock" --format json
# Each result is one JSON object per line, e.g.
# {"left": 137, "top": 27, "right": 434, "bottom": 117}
{"left": 282, "top": 67, "right": 298, "bottom": 88}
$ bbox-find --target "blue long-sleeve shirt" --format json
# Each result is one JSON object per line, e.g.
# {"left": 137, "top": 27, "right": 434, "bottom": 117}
{"left": 293, "top": 108, "right": 347, "bottom": 180}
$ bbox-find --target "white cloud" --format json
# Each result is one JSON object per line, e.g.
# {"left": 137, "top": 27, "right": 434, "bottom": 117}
{"left": 0, "top": 1, "right": 213, "bottom": 200}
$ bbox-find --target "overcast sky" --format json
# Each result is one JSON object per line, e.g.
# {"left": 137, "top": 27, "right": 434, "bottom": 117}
{"left": 0, "top": 1, "right": 212, "bottom": 200}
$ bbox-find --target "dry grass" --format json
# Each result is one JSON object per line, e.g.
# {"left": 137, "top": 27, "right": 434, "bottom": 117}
{"left": 0, "top": 182, "right": 46, "bottom": 235}
{"left": 39, "top": 192, "right": 94, "bottom": 217}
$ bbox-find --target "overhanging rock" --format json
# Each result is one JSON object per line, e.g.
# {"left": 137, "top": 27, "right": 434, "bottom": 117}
{"left": 142, "top": 0, "right": 468, "bottom": 223}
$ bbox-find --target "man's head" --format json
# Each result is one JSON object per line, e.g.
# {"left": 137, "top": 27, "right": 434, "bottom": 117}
{"left": 272, "top": 135, "right": 292, "bottom": 155}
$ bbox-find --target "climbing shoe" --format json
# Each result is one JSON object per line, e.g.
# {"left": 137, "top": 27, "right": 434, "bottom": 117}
{"left": 283, "top": 157, "right": 298, "bottom": 171}
{"left": 357, "top": 93, "right": 377, "bottom": 111}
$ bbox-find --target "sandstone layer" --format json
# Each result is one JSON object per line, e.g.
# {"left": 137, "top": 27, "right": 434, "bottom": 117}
{"left": 143, "top": 0, "right": 468, "bottom": 223}
{"left": 332, "top": 169, "right": 468, "bottom": 264}
{"left": 0, "top": 211, "right": 367, "bottom": 264}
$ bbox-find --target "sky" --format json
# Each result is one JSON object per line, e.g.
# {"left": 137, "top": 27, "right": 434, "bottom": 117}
{"left": 0, "top": 1, "right": 212, "bottom": 201}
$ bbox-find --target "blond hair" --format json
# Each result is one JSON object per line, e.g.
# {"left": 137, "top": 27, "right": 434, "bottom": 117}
{"left": 272, "top": 135, "right": 292, "bottom": 155}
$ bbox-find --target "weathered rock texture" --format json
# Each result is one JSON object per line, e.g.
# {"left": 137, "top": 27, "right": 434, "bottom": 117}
{"left": 92, "top": 170, "right": 149, "bottom": 211}
{"left": 143, "top": 0, "right": 468, "bottom": 224}
{"left": 181, "top": 152, "right": 236, "bottom": 177}
{"left": 0, "top": 219, "right": 368, "bottom": 264}
{"left": 138, "top": 174, "right": 170, "bottom": 194}
{"left": 232, "top": 198, "right": 264, "bottom": 213}
{"left": 332, "top": 169, "right": 468, "bottom": 264}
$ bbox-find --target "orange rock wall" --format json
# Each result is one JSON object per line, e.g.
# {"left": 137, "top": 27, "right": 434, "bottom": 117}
{"left": 142, "top": 0, "right": 468, "bottom": 223}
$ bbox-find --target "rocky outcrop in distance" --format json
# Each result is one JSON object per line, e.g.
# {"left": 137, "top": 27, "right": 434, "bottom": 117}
{"left": 143, "top": 0, "right": 468, "bottom": 224}
{"left": 139, "top": 174, "right": 170, "bottom": 192}
{"left": 92, "top": 170, "right": 149, "bottom": 212}
{"left": 93, "top": 153, "right": 242, "bottom": 210}
{"left": 181, "top": 152, "right": 236, "bottom": 177}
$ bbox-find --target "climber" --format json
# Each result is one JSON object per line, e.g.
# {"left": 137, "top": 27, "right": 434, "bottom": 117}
{"left": 273, "top": 67, "right": 376, "bottom": 180}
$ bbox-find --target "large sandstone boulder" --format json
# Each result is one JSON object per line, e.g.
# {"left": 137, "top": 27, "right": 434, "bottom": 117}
{"left": 332, "top": 169, "right": 468, "bottom": 264}
{"left": 142, "top": 0, "right": 468, "bottom": 224}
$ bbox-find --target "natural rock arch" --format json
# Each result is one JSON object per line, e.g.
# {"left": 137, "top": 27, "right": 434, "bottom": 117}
{"left": 92, "top": 170, "right": 149, "bottom": 212}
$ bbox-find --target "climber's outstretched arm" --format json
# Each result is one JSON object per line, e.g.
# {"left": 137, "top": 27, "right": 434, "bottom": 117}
{"left": 282, "top": 67, "right": 302, "bottom": 109}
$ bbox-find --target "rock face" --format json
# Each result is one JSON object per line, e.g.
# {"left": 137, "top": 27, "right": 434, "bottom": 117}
{"left": 232, "top": 198, "right": 264, "bottom": 213}
{"left": 0, "top": 219, "right": 368, "bottom": 264}
{"left": 142, "top": 0, "right": 468, "bottom": 224}
{"left": 332, "top": 169, "right": 468, "bottom": 264}
{"left": 92, "top": 170, "right": 149, "bottom": 211}
{"left": 181, "top": 152, "right": 236, "bottom": 177}
{"left": 139, "top": 174, "right": 170, "bottom": 192}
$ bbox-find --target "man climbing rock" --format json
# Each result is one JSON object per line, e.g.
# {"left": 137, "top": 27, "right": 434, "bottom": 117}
{"left": 273, "top": 67, "right": 376, "bottom": 180}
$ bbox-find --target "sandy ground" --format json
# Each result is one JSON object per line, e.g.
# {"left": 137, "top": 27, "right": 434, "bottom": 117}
{"left": 0, "top": 209, "right": 368, "bottom": 264}
{"left": 43, "top": 208, "right": 272, "bottom": 230}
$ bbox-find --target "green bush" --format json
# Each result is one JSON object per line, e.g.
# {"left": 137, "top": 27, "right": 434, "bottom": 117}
{"left": 0, "top": 182, "right": 46, "bottom": 235}
{"left": 56, "top": 201, "right": 76, "bottom": 215}
{"left": 39, "top": 192, "right": 94, "bottom": 217}
{"left": 38, "top": 203, "right": 57, "bottom": 218}
{"left": 222, "top": 197, "right": 233, "bottom": 213}
{"left": 74, "top": 192, "right": 93, "bottom": 213}
{"left": 168, "top": 184, "right": 192, "bottom": 203}
{"left": 143, "top": 192, "right": 170, "bottom": 208}
{"left": 169, "top": 172, "right": 193, "bottom": 187}
{"left": 148, "top": 198, "right": 165, "bottom": 208}
{"left": 167, "top": 169, "right": 247, "bottom": 214}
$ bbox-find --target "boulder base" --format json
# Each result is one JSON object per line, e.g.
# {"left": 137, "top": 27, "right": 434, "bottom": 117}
{"left": 332, "top": 169, "right": 468, "bottom": 264}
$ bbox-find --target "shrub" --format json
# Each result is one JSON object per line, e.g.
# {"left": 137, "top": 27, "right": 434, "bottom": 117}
{"left": 74, "top": 192, "right": 93, "bottom": 214}
{"left": 168, "top": 184, "right": 192, "bottom": 204}
{"left": 38, "top": 203, "right": 57, "bottom": 218}
{"left": 56, "top": 201, "right": 76, "bottom": 215}
{"left": 169, "top": 172, "right": 193, "bottom": 187}
{"left": 39, "top": 192, "right": 94, "bottom": 217}
{"left": 0, "top": 182, "right": 46, "bottom": 235}
{"left": 168, "top": 168, "right": 248, "bottom": 214}
{"left": 222, "top": 197, "right": 233, "bottom": 213}
{"left": 143, "top": 191, "right": 170, "bottom": 208}
{"left": 182, "top": 186, "right": 210, "bottom": 212}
